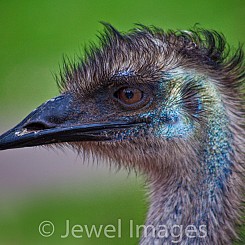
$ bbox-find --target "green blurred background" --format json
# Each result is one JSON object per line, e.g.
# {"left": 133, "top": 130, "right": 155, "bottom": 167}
{"left": 0, "top": 0, "right": 244, "bottom": 244}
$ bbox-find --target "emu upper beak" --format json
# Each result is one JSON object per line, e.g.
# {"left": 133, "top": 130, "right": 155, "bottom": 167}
{"left": 0, "top": 93, "right": 141, "bottom": 151}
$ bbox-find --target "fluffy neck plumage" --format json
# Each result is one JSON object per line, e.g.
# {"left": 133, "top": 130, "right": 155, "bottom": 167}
{"left": 141, "top": 137, "right": 240, "bottom": 244}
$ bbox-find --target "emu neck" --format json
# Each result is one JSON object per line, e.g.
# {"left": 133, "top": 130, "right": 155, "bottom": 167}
{"left": 141, "top": 109, "right": 240, "bottom": 244}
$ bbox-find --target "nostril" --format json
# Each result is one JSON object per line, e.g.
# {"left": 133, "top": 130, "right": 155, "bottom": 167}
{"left": 24, "top": 122, "right": 50, "bottom": 131}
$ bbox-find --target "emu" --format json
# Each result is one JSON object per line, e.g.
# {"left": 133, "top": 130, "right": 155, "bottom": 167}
{"left": 0, "top": 24, "right": 244, "bottom": 245}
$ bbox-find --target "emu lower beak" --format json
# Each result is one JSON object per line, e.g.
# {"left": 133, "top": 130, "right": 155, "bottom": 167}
{"left": 0, "top": 94, "right": 139, "bottom": 151}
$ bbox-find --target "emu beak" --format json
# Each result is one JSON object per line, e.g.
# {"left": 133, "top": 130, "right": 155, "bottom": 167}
{"left": 0, "top": 93, "right": 140, "bottom": 151}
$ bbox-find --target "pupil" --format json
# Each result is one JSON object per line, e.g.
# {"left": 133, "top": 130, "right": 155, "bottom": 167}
{"left": 125, "top": 90, "right": 134, "bottom": 99}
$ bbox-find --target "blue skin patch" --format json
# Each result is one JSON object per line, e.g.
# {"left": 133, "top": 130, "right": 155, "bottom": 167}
{"left": 138, "top": 76, "right": 196, "bottom": 139}
{"left": 204, "top": 112, "right": 233, "bottom": 199}
{"left": 155, "top": 110, "right": 194, "bottom": 139}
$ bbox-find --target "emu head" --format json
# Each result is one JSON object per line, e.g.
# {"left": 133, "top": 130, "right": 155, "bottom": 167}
{"left": 0, "top": 24, "right": 244, "bottom": 176}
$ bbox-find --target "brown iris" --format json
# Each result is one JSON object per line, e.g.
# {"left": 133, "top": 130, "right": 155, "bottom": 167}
{"left": 116, "top": 87, "right": 143, "bottom": 105}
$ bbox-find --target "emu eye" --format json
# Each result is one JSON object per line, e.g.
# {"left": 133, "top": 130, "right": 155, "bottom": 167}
{"left": 115, "top": 87, "right": 143, "bottom": 105}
